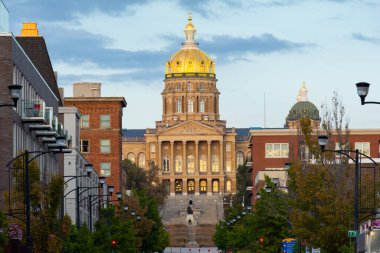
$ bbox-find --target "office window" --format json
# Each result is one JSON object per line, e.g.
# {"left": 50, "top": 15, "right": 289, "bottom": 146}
{"left": 265, "top": 143, "right": 289, "bottom": 158}
{"left": 226, "top": 180, "right": 232, "bottom": 192}
{"left": 100, "top": 114, "right": 110, "bottom": 128}
{"left": 177, "top": 98, "right": 182, "bottom": 113}
{"left": 211, "top": 155, "right": 219, "bottom": 172}
{"left": 199, "top": 155, "right": 207, "bottom": 173}
{"left": 355, "top": 142, "right": 370, "bottom": 156}
{"left": 188, "top": 99, "right": 194, "bottom": 113}
{"left": 100, "top": 139, "right": 111, "bottom": 153}
{"left": 236, "top": 152, "right": 244, "bottom": 167}
{"left": 175, "top": 155, "right": 182, "bottom": 173}
{"left": 80, "top": 140, "right": 89, "bottom": 153}
{"left": 212, "top": 180, "right": 219, "bottom": 192}
{"left": 187, "top": 155, "right": 195, "bottom": 173}
{"left": 100, "top": 162, "right": 111, "bottom": 176}
{"left": 81, "top": 115, "right": 89, "bottom": 128}
{"left": 200, "top": 98, "right": 205, "bottom": 113}
{"left": 162, "top": 155, "right": 170, "bottom": 172}
{"left": 226, "top": 160, "right": 231, "bottom": 172}
{"left": 138, "top": 153, "right": 146, "bottom": 168}
{"left": 127, "top": 152, "right": 135, "bottom": 163}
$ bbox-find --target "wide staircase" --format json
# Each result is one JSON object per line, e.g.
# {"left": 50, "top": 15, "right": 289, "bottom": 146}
{"left": 161, "top": 195, "right": 224, "bottom": 247}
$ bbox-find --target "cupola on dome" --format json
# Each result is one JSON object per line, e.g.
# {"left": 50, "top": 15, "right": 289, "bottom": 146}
{"left": 165, "top": 16, "right": 215, "bottom": 78}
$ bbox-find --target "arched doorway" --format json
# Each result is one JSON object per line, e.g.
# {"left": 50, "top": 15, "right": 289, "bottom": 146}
{"left": 212, "top": 179, "right": 219, "bottom": 193}
{"left": 200, "top": 180, "right": 207, "bottom": 194}
{"left": 175, "top": 179, "right": 183, "bottom": 194}
{"left": 187, "top": 179, "right": 195, "bottom": 194}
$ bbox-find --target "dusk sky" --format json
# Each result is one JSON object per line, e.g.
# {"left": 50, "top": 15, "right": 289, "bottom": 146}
{"left": 4, "top": 0, "right": 380, "bottom": 129}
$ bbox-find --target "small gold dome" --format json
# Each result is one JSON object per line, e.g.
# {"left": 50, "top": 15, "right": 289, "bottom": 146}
{"left": 185, "top": 23, "right": 195, "bottom": 30}
{"left": 165, "top": 49, "right": 215, "bottom": 75}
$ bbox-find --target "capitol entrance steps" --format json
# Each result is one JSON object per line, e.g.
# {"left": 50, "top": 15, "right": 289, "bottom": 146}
{"left": 161, "top": 195, "right": 224, "bottom": 247}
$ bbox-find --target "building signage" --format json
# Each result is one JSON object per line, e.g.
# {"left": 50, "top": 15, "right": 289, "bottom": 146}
{"left": 282, "top": 238, "right": 296, "bottom": 253}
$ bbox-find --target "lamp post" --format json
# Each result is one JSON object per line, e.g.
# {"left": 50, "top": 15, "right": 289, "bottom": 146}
{"left": 0, "top": 85, "right": 22, "bottom": 108}
{"left": 318, "top": 135, "right": 378, "bottom": 253}
{"left": 355, "top": 82, "right": 380, "bottom": 105}
{"left": 6, "top": 144, "right": 69, "bottom": 253}
{"left": 61, "top": 164, "right": 94, "bottom": 224}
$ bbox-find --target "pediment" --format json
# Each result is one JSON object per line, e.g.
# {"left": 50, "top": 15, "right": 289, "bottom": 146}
{"left": 159, "top": 121, "right": 223, "bottom": 136}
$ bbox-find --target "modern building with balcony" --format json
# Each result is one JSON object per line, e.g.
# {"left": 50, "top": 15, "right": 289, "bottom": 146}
{"left": 59, "top": 106, "right": 106, "bottom": 230}
{"left": 0, "top": 22, "right": 70, "bottom": 208}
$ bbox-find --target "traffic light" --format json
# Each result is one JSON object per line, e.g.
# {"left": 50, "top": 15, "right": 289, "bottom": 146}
{"left": 111, "top": 239, "right": 117, "bottom": 248}
{"left": 259, "top": 237, "right": 264, "bottom": 245}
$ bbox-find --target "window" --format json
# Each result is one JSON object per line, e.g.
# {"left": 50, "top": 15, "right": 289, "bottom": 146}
{"left": 80, "top": 114, "right": 89, "bottom": 128}
{"left": 211, "top": 155, "right": 219, "bottom": 172}
{"left": 162, "top": 155, "right": 170, "bottom": 172}
{"left": 187, "top": 155, "right": 195, "bottom": 174}
{"left": 127, "top": 152, "right": 135, "bottom": 163}
{"left": 199, "top": 83, "right": 205, "bottom": 91}
{"left": 175, "top": 155, "right": 182, "bottom": 173}
{"left": 212, "top": 180, "right": 219, "bottom": 192}
{"left": 188, "top": 99, "right": 194, "bottom": 113}
{"left": 200, "top": 180, "right": 207, "bottom": 193}
{"left": 226, "top": 160, "right": 231, "bottom": 172}
{"left": 187, "top": 82, "right": 192, "bottom": 90}
{"left": 226, "top": 143, "right": 231, "bottom": 152}
{"left": 265, "top": 143, "right": 289, "bottom": 158}
{"left": 138, "top": 153, "right": 146, "bottom": 168}
{"left": 177, "top": 98, "right": 182, "bottom": 113}
{"left": 199, "top": 155, "right": 207, "bottom": 173}
{"left": 355, "top": 142, "right": 370, "bottom": 156}
{"left": 226, "top": 180, "right": 232, "bottom": 192}
{"left": 236, "top": 152, "right": 244, "bottom": 167}
{"left": 100, "top": 162, "right": 111, "bottom": 176}
{"left": 187, "top": 180, "right": 195, "bottom": 192}
{"left": 100, "top": 114, "right": 110, "bottom": 128}
{"left": 200, "top": 98, "right": 205, "bottom": 113}
{"left": 150, "top": 143, "right": 156, "bottom": 153}
{"left": 80, "top": 139, "right": 89, "bottom": 153}
{"left": 176, "top": 83, "right": 181, "bottom": 90}
{"left": 100, "top": 139, "right": 111, "bottom": 153}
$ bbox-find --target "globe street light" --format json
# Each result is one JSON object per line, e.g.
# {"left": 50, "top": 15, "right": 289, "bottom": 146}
{"left": 0, "top": 85, "right": 22, "bottom": 108}
{"left": 356, "top": 82, "right": 380, "bottom": 105}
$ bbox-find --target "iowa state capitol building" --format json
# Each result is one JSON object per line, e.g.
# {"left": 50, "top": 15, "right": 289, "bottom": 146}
{"left": 122, "top": 16, "right": 251, "bottom": 196}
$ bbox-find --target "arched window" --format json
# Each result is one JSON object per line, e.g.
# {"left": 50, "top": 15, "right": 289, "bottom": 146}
{"left": 226, "top": 180, "right": 232, "bottom": 192}
{"left": 200, "top": 180, "right": 207, "bottom": 193}
{"left": 211, "top": 155, "right": 219, "bottom": 172}
{"left": 236, "top": 151, "right": 244, "bottom": 168}
{"left": 187, "top": 155, "right": 195, "bottom": 174}
{"left": 177, "top": 98, "right": 182, "bottom": 113}
{"left": 162, "top": 155, "right": 170, "bottom": 172}
{"left": 212, "top": 180, "right": 219, "bottom": 193}
{"left": 188, "top": 99, "right": 194, "bottom": 113}
{"left": 199, "top": 155, "right": 207, "bottom": 173}
{"left": 138, "top": 153, "right": 146, "bottom": 168}
{"left": 175, "top": 155, "right": 182, "bottom": 173}
{"left": 127, "top": 153, "right": 135, "bottom": 163}
{"left": 200, "top": 98, "right": 205, "bottom": 113}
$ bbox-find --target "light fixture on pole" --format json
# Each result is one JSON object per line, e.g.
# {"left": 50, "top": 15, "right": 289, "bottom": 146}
{"left": 108, "top": 185, "right": 114, "bottom": 196}
{"left": 0, "top": 85, "right": 22, "bottom": 108}
{"left": 99, "top": 176, "right": 106, "bottom": 187}
{"left": 284, "top": 162, "right": 291, "bottom": 171}
{"left": 317, "top": 135, "right": 329, "bottom": 151}
{"left": 356, "top": 82, "right": 380, "bottom": 105}
{"left": 116, "top": 192, "right": 122, "bottom": 201}
{"left": 85, "top": 164, "right": 94, "bottom": 177}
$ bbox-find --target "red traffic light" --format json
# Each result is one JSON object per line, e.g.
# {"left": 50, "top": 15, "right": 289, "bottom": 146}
{"left": 259, "top": 237, "right": 264, "bottom": 245}
{"left": 111, "top": 239, "right": 117, "bottom": 247}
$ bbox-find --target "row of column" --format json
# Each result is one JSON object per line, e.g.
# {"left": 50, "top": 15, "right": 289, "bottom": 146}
{"left": 157, "top": 140, "right": 224, "bottom": 175}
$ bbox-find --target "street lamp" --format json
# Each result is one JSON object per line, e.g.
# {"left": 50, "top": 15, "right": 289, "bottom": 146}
{"left": 318, "top": 134, "right": 378, "bottom": 253}
{"left": 6, "top": 145, "right": 70, "bottom": 253}
{"left": 0, "top": 85, "right": 22, "bottom": 108}
{"left": 355, "top": 82, "right": 380, "bottom": 105}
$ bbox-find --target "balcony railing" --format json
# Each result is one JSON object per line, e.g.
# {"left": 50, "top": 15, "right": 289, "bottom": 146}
{"left": 21, "top": 99, "right": 46, "bottom": 122}
{"left": 30, "top": 107, "right": 54, "bottom": 131}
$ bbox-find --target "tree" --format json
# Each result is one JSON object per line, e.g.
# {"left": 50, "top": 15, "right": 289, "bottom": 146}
{"left": 0, "top": 210, "right": 8, "bottom": 253}
{"left": 63, "top": 225, "right": 96, "bottom": 253}
{"left": 287, "top": 92, "right": 354, "bottom": 252}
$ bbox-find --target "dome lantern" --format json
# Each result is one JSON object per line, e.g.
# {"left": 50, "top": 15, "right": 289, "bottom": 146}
{"left": 183, "top": 13, "right": 198, "bottom": 50}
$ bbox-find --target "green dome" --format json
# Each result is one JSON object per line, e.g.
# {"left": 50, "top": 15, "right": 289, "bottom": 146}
{"left": 286, "top": 101, "right": 320, "bottom": 122}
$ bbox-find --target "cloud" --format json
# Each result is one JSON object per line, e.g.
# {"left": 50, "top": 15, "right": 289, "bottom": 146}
{"left": 4, "top": 0, "right": 147, "bottom": 24}
{"left": 352, "top": 33, "right": 380, "bottom": 44}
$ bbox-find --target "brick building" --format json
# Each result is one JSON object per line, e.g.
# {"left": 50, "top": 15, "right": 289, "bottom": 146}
{"left": 248, "top": 84, "right": 380, "bottom": 203}
{"left": 64, "top": 82, "right": 127, "bottom": 195}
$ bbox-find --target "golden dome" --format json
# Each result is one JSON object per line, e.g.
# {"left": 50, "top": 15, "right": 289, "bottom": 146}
{"left": 165, "top": 16, "right": 215, "bottom": 77}
{"left": 166, "top": 49, "right": 215, "bottom": 75}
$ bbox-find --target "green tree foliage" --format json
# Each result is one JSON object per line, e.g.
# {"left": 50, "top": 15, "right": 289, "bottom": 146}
{"left": 0, "top": 211, "right": 8, "bottom": 253}
{"left": 288, "top": 93, "right": 355, "bottom": 252}
{"left": 63, "top": 225, "right": 96, "bottom": 253}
